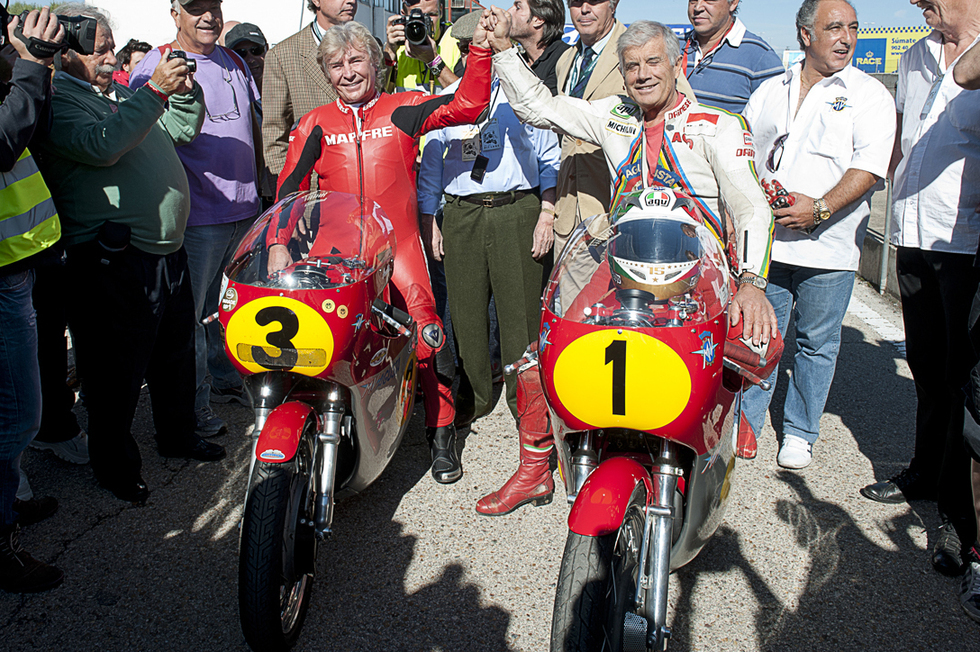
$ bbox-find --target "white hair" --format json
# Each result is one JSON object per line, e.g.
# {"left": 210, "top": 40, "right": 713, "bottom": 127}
{"left": 617, "top": 20, "right": 680, "bottom": 74}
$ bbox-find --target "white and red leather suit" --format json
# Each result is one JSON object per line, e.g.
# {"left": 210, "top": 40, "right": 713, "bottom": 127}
{"left": 275, "top": 46, "right": 492, "bottom": 428}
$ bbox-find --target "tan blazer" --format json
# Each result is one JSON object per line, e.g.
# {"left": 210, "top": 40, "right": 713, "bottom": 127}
{"left": 552, "top": 21, "right": 696, "bottom": 247}
{"left": 261, "top": 24, "right": 338, "bottom": 196}
{"left": 553, "top": 20, "right": 628, "bottom": 245}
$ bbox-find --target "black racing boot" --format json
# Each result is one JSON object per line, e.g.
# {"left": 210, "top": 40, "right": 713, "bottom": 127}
{"left": 426, "top": 425, "right": 462, "bottom": 484}
{"left": 0, "top": 523, "right": 64, "bottom": 593}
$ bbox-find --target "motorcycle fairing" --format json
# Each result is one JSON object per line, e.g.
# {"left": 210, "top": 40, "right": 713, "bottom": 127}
{"left": 539, "top": 306, "right": 731, "bottom": 456}
{"left": 254, "top": 401, "right": 316, "bottom": 463}
{"left": 567, "top": 456, "right": 653, "bottom": 537}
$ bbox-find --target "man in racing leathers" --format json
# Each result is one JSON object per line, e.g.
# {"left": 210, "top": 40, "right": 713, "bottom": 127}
{"left": 274, "top": 20, "right": 492, "bottom": 484}
{"left": 474, "top": 13, "right": 776, "bottom": 515}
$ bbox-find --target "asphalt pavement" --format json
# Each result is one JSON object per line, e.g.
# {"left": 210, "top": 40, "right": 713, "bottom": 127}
{"left": 2, "top": 279, "right": 978, "bottom": 651}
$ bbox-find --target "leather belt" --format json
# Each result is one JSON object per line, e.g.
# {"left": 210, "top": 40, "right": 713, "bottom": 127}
{"left": 456, "top": 187, "right": 539, "bottom": 208}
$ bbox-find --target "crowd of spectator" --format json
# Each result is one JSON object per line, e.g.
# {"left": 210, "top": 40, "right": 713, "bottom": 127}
{"left": 0, "top": 0, "right": 976, "bottom": 630}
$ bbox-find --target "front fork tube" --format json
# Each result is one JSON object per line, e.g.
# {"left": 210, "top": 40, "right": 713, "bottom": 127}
{"left": 636, "top": 442, "right": 682, "bottom": 652}
{"left": 313, "top": 383, "right": 345, "bottom": 540}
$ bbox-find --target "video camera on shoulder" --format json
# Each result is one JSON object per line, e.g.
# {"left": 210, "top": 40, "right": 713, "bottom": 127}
{"left": 393, "top": 8, "right": 432, "bottom": 47}
{"left": 0, "top": 2, "right": 97, "bottom": 58}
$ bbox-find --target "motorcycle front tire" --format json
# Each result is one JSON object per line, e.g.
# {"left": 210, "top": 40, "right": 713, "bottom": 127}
{"left": 551, "top": 483, "right": 647, "bottom": 652}
{"left": 239, "top": 433, "right": 317, "bottom": 652}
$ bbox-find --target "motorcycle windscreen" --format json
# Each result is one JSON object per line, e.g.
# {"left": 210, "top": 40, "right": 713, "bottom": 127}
{"left": 542, "top": 213, "right": 730, "bottom": 326}
{"left": 225, "top": 190, "right": 396, "bottom": 290}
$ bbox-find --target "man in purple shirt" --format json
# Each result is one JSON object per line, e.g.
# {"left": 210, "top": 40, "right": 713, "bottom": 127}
{"left": 132, "top": 0, "right": 261, "bottom": 436}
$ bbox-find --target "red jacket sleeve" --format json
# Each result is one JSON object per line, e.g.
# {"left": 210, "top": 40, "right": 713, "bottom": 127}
{"left": 390, "top": 46, "right": 492, "bottom": 138}
{"left": 276, "top": 119, "right": 318, "bottom": 200}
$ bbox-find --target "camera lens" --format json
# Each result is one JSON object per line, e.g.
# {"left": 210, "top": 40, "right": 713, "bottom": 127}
{"left": 405, "top": 21, "right": 426, "bottom": 46}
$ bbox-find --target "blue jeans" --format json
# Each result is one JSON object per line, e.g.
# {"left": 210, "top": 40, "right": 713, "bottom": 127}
{"left": 742, "top": 262, "right": 855, "bottom": 445}
{"left": 0, "top": 270, "right": 41, "bottom": 526}
{"left": 183, "top": 219, "right": 254, "bottom": 409}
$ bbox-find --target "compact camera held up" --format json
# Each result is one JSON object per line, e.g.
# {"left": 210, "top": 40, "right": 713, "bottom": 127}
{"left": 393, "top": 8, "right": 432, "bottom": 47}
{"left": 0, "top": 2, "right": 97, "bottom": 58}
{"left": 167, "top": 49, "right": 197, "bottom": 73}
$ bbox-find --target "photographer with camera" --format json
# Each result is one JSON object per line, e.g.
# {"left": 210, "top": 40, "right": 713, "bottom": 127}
{"left": 385, "top": 0, "right": 461, "bottom": 92}
{"left": 0, "top": 6, "right": 65, "bottom": 594}
{"left": 32, "top": 4, "right": 222, "bottom": 506}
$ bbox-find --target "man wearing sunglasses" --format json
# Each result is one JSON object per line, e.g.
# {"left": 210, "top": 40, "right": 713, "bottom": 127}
{"left": 740, "top": 0, "right": 894, "bottom": 469}
{"left": 225, "top": 22, "right": 267, "bottom": 89}
{"left": 130, "top": 0, "right": 262, "bottom": 440}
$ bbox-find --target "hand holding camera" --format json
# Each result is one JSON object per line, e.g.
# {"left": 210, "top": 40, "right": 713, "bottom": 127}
{"left": 149, "top": 48, "right": 195, "bottom": 96}
{"left": 385, "top": 9, "right": 436, "bottom": 63}
{"left": 6, "top": 8, "right": 65, "bottom": 66}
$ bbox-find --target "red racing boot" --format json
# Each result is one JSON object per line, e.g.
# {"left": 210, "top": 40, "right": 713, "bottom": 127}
{"left": 737, "top": 411, "right": 757, "bottom": 459}
{"left": 476, "top": 359, "right": 554, "bottom": 516}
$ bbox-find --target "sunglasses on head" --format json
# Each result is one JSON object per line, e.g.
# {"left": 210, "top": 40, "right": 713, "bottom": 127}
{"left": 234, "top": 45, "right": 265, "bottom": 57}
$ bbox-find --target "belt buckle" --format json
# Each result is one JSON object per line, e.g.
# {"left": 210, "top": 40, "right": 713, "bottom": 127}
{"left": 482, "top": 196, "right": 494, "bottom": 208}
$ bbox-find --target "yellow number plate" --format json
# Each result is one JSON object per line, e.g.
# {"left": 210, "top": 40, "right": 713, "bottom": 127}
{"left": 226, "top": 296, "right": 334, "bottom": 376}
{"left": 553, "top": 330, "right": 692, "bottom": 430}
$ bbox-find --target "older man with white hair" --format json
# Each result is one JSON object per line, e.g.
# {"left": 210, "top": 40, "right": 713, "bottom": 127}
{"left": 34, "top": 3, "right": 223, "bottom": 505}
{"left": 476, "top": 12, "right": 777, "bottom": 515}
{"left": 130, "top": 0, "right": 262, "bottom": 438}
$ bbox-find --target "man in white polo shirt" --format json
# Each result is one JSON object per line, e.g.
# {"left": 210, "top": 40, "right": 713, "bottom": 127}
{"left": 740, "top": 0, "right": 894, "bottom": 468}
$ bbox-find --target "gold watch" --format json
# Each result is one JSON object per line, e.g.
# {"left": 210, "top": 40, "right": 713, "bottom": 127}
{"left": 812, "top": 197, "right": 831, "bottom": 227}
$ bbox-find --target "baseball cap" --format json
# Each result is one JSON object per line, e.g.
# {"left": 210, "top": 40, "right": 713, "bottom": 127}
{"left": 225, "top": 23, "right": 268, "bottom": 50}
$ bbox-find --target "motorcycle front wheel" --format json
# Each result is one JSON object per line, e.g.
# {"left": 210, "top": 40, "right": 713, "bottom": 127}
{"left": 551, "top": 484, "right": 647, "bottom": 652}
{"left": 239, "top": 432, "right": 318, "bottom": 651}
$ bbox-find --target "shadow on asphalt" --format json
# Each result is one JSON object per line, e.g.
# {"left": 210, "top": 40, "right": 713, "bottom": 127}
{"left": 668, "top": 471, "right": 940, "bottom": 652}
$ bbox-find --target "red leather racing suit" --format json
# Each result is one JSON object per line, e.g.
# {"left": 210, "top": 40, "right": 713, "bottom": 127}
{"left": 275, "top": 46, "right": 492, "bottom": 427}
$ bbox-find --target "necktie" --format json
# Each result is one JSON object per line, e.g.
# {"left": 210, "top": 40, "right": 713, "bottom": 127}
{"left": 570, "top": 47, "right": 595, "bottom": 99}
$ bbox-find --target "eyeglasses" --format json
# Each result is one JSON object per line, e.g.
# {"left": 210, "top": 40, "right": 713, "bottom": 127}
{"left": 206, "top": 48, "right": 242, "bottom": 123}
{"left": 234, "top": 46, "right": 266, "bottom": 57}
{"left": 766, "top": 133, "right": 788, "bottom": 173}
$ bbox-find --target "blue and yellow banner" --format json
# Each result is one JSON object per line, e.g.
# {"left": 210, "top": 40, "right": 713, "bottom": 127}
{"left": 853, "top": 26, "right": 932, "bottom": 74}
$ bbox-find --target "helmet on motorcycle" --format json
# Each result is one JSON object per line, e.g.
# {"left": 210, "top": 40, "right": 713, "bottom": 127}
{"left": 606, "top": 188, "right": 704, "bottom": 301}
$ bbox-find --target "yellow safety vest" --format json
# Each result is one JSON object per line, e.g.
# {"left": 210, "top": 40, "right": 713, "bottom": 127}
{"left": 0, "top": 147, "right": 60, "bottom": 267}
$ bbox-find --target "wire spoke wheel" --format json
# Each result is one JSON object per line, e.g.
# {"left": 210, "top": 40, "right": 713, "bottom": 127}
{"left": 239, "top": 423, "right": 318, "bottom": 651}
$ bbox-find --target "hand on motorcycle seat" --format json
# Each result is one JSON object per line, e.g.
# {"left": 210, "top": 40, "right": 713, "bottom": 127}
{"left": 729, "top": 284, "right": 777, "bottom": 347}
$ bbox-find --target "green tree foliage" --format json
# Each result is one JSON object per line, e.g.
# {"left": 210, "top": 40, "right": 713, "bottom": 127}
{"left": 8, "top": 3, "right": 45, "bottom": 15}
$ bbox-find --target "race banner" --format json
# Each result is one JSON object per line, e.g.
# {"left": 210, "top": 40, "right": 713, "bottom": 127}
{"left": 853, "top": 26, "right": 932, "bottom": 74}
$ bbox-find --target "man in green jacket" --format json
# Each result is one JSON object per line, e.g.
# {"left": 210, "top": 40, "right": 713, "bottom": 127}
{"left": 33, "top": 4, "right": 224, "bottom": 505}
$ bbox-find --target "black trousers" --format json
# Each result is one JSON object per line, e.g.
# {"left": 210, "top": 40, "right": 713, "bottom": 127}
{"left": 897, "top": 246, "right": 978, "bottom": 537}
{"left": 32, "top": 259, "right": 82, "bottom": 444}
{"left": 65, "top": 242, "right": 198, "bottom": 485}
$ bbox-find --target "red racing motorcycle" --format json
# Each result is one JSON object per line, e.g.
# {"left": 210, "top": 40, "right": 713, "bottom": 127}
{"left": 517, "top": 188, "right": 780, "bottom": 652}
{"left": 218, "top": 191, "right": 418, "bottom": 651}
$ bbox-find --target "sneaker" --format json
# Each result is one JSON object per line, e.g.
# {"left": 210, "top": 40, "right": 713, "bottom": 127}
{"left": 195, "top": 405, "right": 227, "bottom": 438}
{"left": 210, "top": 384, "right": 249, "bottom": 407}
{"left": 30, "top": 431, "right": 90, "bottom": 465}
{"left": 777, "top": 434, "right": 812, "bottom": 469}
{"left": 961, "top": 546, "right": 980, "bottom": 624}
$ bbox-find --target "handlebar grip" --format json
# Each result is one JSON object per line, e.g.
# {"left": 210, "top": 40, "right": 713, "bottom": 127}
{"left": 372, "top": 299, "right": 413, "bottom": 329}
{"left": 723, "top": 340, "right": 765, "bottom": 368}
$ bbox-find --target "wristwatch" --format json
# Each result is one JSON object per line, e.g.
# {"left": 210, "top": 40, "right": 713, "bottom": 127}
{"left": 426, "top": 54, "right": 445, "bottom": 77}
{"left": 738, "top": 273, "right": 769, "bottom": 291}
{"left": 812, "top": 197, "right": 831, "bottom": 228}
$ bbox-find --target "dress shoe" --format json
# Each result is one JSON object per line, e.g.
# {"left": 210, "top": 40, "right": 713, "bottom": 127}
{"left": 860, "top": 467, "right": 937, "bottom": 504}
{"left": 933, "top": 520, "right": 964, "bottom": 577}
{"left": 159, "top": 438, "right": 226, "bottom": 462}
{"left": 99, "top": 477, "right": 150, "bottom": 504}
{"left": 426, "top": 425, "right": 462, "bottom": 484}
{"left": 0, "top": 524, "right": 64, "bottom": 594}
{"left": 13, "top": 497, "right": 58, "bottom": 526}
